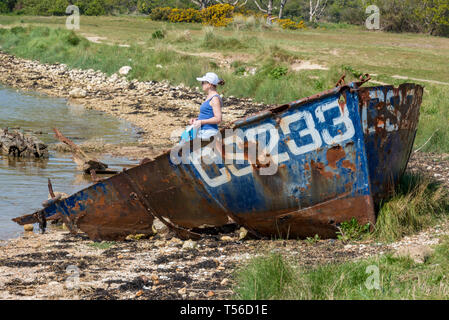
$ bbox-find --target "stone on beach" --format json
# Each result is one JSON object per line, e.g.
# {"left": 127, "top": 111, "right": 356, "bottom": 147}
{"left": 119, "top": 66, "right": 132, "bottom": 75}
{"left": 393, "top": 245, "right": 435, "bottom": 264}
{"left": 69, "top": 88, "right": 87, "bottom": 98}
{"left": 182, "top": 239, "right": 197, "bottom": 250}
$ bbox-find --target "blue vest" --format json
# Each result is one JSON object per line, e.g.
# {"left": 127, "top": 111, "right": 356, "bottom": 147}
{"left": 198, "top": 94, "right": 221, "bottom": 131}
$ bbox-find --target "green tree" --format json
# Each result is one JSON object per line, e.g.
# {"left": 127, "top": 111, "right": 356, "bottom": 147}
{"left": 0, "top": 0, "right": 18, "bottom": 13}
{"left": 84, "top": 0, "right": 106, "bottom": 15}
{"left": 48, "top": 0, "right": 70, "bottom": 15}
{"left": 416, "top": 0, "right": 449, "bottom": 36}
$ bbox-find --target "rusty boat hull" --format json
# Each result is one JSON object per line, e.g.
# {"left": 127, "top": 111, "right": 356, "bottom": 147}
{"left": 358, "top": 83, "right": 423, "bottom": 206}
{"left": 13, "top": 82, "right": 423, "bottom": 240}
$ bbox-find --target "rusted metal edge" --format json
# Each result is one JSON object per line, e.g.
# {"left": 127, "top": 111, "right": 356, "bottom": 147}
{"left": 121, "top": 170, "right": 202, "bottom": 240}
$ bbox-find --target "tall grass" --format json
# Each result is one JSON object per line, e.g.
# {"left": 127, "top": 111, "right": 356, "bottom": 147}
{"left": 0, "top": 26, "right": 207, "bottom": 86}
{"left": 413, "top": 84, "right": 449, "bottom": 153}
{"left": 371, "top": 174, "right": 449, "bottom": 242}
{"left": 228, "top": 14, "right": 266, "bottom": 32}
{"left": 233, "top": 173, "right": 449, "bottom": 299}
{"left": 233, "top": 253, "right": 294, "bottom": 300}
{"left": 233, "top": 237, "right": 449, "bottom": 300}
{"left": 0, "top": 25, "right": 335, "bottom": 104}
{"left": 200, "top": 27, "right": 262, "bottom": 51}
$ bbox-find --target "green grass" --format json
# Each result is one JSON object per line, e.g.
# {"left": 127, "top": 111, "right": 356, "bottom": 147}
{"left": 233, "top": 237, "right": 449, "bottom": 299}
{"left": 233, "top": 253, "right": 294, "bottom": 300}
{"left": 233, "top": 173, "right": 449, "bottom": 299}
{"left": 332, "top": 173, "right": 449, "bottom": 243}
{"left": 371, "top": 174, "right": 449, "bottom": 242}
{"left": 0, "top": 15, "right": 448, "bottom": 152}
{"left": 87, "top": 241, "right": 116, "bottom": 249}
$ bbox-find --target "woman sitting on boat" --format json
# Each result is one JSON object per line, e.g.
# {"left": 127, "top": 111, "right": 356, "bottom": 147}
{"left": 187, "top": 72, "right": 225, "bottom": 141}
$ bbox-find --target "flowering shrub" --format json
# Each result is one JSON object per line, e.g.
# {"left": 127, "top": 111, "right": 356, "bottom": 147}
{"left": 149, "top": 4, "right": 234, "bottom": 27}
{"left": 168, "top": 8, "right": 202, "bottom": 23}
{"left": 200, "top": 4, "right": 234, "bottom": 27}
{"left": 149, "top": 7, "right": 172, "bottom": 21}
{"left": 275, "top": 18, "right": 306, "bottom": 30}
{"left": 148, "top": 5, "right": 305, "bottom": 30}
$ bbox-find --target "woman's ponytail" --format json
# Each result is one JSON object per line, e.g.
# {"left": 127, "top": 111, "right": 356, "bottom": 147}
{"left": 218, "top": 79, "right": 225, "bottom": 86}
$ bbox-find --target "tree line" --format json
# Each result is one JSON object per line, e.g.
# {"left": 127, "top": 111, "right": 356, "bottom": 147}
{"left": 1, "top": 0, "right": 448, "bottom": 37}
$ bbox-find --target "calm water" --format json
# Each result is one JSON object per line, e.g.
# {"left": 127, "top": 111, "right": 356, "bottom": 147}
{"left": 0, "top": 84, "right": 140, "bottom": 240}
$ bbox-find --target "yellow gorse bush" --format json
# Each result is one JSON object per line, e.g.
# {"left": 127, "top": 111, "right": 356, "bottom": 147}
{"left": 200, "top": 4, "right": 234, "bottom": 27}
{"left": 149, "top": 5, "right": 305, "bottom": 30}
{"left": 168, "top": 8, "right": 202, "bottom": 23}
{"left": 149, "top": 4, "right": 233, "bottom": 26}
{"left": 275, "top": 18, "right": 306, "bottom": 30}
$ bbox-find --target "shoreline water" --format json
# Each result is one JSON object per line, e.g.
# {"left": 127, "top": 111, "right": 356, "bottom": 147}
{"left": 0, "top": 83, "right": 142, "bottom": 241}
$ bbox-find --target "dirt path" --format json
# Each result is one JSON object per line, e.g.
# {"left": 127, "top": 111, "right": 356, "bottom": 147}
{"left": 392, "top": 75, "right": 449, "bottom": 86}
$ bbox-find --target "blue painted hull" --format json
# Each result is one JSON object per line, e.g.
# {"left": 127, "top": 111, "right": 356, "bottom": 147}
{"left": 358, "top": 83, "right": 423, "bottom": 206}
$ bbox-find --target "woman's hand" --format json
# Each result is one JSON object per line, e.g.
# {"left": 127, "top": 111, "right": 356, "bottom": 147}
{"left": 189, "top": 118, "right": 197, "bottom": 125}
{"left": 193, "top": 119, "right": 202, "bottom": 128}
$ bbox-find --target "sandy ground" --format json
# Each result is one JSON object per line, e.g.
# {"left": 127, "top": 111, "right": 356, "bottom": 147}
{"left": 1, "top": 50, "right": 449, "bottom": 300}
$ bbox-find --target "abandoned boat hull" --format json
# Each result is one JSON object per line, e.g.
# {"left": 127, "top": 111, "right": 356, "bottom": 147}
{"left": 166, "top": 84, "right": 375, "bottom": 238}
{"left": 357, "top": 83, "right": 423, "bottom": 206}
{"left": 13, "top": 82, "right": 423, "bottom": 240}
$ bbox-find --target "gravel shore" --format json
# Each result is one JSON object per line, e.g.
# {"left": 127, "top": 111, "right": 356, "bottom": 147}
{"left": 0, "top": 226, "right": 386, "bottom": 300}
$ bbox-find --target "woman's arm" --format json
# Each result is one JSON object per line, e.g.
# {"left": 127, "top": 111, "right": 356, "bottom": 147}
{"left": 194, "top": 96, "right": 222, "bottom": 126}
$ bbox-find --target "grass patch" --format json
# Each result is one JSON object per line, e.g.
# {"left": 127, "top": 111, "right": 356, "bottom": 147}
{"left": 233, "top": 253, "right": 293, "bottom": 300}
{"left": 88, "top": 241, "right": 116, "bottom": 250}
{"left": 232, "top": 172, "right": 449, "bottom": 299}
{"left": 413, "top": 84, "right": 449, "bottom": 153}
{"left": 201, "top": 28, "right": 248, "bottom": 51}
{"left": 371, "top": 173, "right": 449, "bottom": 242}
{"left": 332, "top": 173, "right": 449, "bottom": 243}
{"left": 337, "top": 218, "right": 371, "bottom": 242}
{"left": 233, "top": 237, "right": 449, "bottom": 299}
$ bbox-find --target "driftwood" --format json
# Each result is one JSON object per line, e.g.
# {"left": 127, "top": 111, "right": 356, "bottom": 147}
{"left": 0, "top": 128, "right": 48, "bottom": 158}
{"left": 53, "top": 128, "right": 117, "bottom": 174}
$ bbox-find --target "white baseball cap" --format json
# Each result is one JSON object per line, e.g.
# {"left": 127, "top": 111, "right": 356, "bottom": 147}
{"left": 196, "top": 72, "right": 221, "bottom": 85}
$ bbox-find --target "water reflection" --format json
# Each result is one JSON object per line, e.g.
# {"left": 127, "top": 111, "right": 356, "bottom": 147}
{"left": 1, "top": 155, "right": 49, "bottom": 171}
